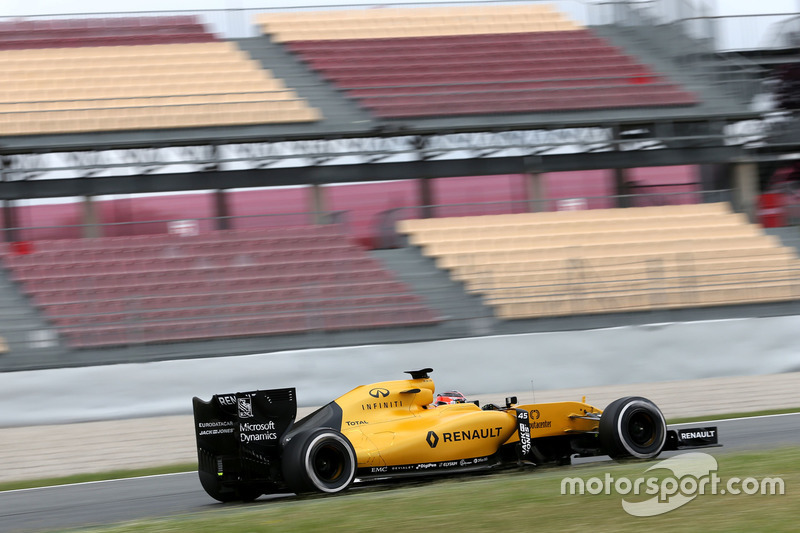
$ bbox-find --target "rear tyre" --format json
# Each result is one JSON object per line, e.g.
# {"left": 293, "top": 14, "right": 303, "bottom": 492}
{"left": 237, "top": 486, "right": 263, "bottom": 502}
{"left": 198, "top": 472, "right": 263, "bottom": 503}
{"left": 198, "top": 471, "right": 238, "bottom": 503}
{"left": 281, "top": 429, "right": 357, "bottom": 494}
{"left": 599, "top": 396, "right": 666, "bottom": 459}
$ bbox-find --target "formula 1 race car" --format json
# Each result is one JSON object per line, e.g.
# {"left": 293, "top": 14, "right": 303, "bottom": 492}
{"left": 192, "top": 368, "right": 719, "bottom": 502}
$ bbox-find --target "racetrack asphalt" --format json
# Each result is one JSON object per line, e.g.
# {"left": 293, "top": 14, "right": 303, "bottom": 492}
{"left": 2, "top": 371, "right": 799, "bottom": 483}
{"left": 4, "top": 413, "right": 800, "bottom": 533}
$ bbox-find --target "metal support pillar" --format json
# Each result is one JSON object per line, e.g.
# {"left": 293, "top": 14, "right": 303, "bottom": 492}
{"left": 213, "top": 189, "right": 230, "bottom": 230}
{"left": 81, "top": 196, "right": 102, "bottom": 238}
{"left": 525, "top": 172, "right": 545, "bottom": 212}
{"left": 733, "top": 161, "right": 759, "bottom": 222}
{"left": 614, "top": 167, "right": 631, "bottom": 208}
{"left": 199, "top": 145, "right": 227, "bottom": 231}
{"left": 418, "top": 178, "right": 434, "bottom": 218}
{"left": 309, "top": 183, "right": 327, "bottom": 224}
{"left": 1, "top": 200, "right": 18, "bottom": 242}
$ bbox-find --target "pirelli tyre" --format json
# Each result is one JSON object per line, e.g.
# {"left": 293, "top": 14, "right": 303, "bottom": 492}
{"left": 599, "top": 396, "right": 667, "bottom": 460}
{"left": 281, "top": 428, "right": 357, "bottom": 494}
{"left": 198, "top": 472, "right": 262, "bottom": 503}
{"left": 197, "top": 465, "right": 263, "bottom": 503}
{"left": 198, "top": 474, "right": 237, "bottom": 503}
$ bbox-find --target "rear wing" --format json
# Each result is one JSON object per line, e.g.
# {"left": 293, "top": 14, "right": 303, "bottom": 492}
{"left": 192, "top": 388, "right": 297, "bottom": 500}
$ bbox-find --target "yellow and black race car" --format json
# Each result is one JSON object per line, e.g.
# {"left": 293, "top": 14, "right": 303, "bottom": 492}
{"left": 192, "top": 368, "right": 719, "bottom": 502}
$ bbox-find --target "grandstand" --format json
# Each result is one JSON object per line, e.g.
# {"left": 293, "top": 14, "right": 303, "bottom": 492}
{"left": 0, "top": 225, "right": 440, "bottom": 348}
{"left": 0, "top": 1, "right": 796, "bottom": 370}
{"left": 399, "top": 203, "right": 800, "bottom": 318}
{"left": 0, "top": 16, "right": 319, "bottom": 135}
{"left": 257, "top": 4, "right": 697, "bottom": 118}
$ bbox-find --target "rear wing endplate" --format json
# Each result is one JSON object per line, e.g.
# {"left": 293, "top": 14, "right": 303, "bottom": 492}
{"left": 192, "top": 388, "right": 297, "bottom": 483}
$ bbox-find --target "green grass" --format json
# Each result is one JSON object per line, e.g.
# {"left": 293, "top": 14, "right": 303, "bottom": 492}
{"left": 0, "top": 464, "right": 197, "bottom": 493}
{"left": 2, "top": 406, "right": 797, "bottom": 494}
{"left": 61, "top": 447, "right": 799, "bottom": 533}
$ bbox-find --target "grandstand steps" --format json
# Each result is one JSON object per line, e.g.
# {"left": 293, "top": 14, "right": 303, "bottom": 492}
{"left": 234, "top": 37, "right": 373, "bottom": 125}
{"left": 766, "top": 226, "right": 800, "bottom": 254}
{"left": 591, "top": 25, "right": 750, "bottom": 115}
{"left": 0, "top": 269, "right": 65, "bottom": 358}
{"left": 370, "top": 247, "right": 495, "bottom": 333}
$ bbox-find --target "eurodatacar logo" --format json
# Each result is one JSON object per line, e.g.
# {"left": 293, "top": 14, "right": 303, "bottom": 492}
{"left": 560, "top": 452, "right": 785, "bottom": 516}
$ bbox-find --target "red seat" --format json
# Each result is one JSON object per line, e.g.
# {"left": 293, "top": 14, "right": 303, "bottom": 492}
{"left": 286, "top": 27, "right": 697, "bottom": 119}
{"left": 7, "top": 226, "right": 439, "bottom": 347}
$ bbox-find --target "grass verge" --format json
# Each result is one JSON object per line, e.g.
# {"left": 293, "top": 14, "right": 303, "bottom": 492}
{"left": 3, "top": 406, "right": 797, "bottom": 494}
{"left": 66, "top": 447, "right": 799, "bottom": 533}
{"left": 0, "top": 464, "right": 197, "bottom": 493}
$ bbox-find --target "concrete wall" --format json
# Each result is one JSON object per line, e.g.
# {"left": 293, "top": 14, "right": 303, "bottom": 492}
{"left": 2, "top": 315, "right": 799, "bottom": 427}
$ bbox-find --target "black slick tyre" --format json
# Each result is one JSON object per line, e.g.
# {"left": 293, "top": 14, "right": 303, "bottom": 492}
{"left": 599, "top": 396, "right": 667, "bottom": 459}
{"left": 198, "top": 470, "right": 238, "bottom": 503}
{"left": 281, "top": 428, "right": 356, "bottom": 494}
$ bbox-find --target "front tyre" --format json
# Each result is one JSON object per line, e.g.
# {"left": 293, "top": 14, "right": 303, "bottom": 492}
{"left": 282, "top": 429, "right": 356, "bottom": 494}
{"left": 599, "top": 396, "right": 666, "bottom": 459}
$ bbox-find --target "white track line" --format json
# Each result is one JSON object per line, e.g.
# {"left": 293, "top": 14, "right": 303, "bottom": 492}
{"left": 669, "top": 411, "right": 800, "bottom": 426}
{"left": 1, "top": 471, "right": 195, "bottom": 494}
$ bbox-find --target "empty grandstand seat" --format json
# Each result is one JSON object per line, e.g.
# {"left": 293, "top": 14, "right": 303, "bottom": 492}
{"left": 1, "top": 226, "right": 440, "bottom": 348}
{"left": 256, "top": 4, "right": 698, "bottom": 118}
{"left": 399, "top": 203, "right": 800, "bottom": 319}
{"left": 0, "top": 16, "right": 320, "bottom": 135}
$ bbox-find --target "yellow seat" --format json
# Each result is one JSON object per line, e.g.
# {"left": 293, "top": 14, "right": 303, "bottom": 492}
{"left": 0, "top": 40, "right": 321, "bottom": 135}
{"left": 257, "top": 3, "right": 583, "bottom": 41}
{"left": 401, "top": 203, "right": 800, "bottom": 320}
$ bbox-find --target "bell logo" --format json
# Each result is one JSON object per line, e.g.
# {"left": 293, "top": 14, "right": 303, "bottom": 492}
{"left": 369, "top": 388, "right": 390, "bottom": 398}
{"left": 426, "top": 431, "right": 439, "bottom": 448}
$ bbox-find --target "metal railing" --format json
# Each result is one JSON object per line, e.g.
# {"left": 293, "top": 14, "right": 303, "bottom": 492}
{"left": 589, "top": 1, "right": 769, "bottom": 107}
{"left": 0, "top": 210, "right": 348, "bottom": 243}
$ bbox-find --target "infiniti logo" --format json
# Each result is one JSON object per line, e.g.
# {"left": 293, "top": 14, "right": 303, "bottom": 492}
{"left": 369, "top": 388, "right": 390, "bottom": 398}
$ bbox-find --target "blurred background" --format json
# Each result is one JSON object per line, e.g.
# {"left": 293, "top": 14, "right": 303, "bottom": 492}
{"left": 1, "top": 0, "right": 800, "bottom": 385}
